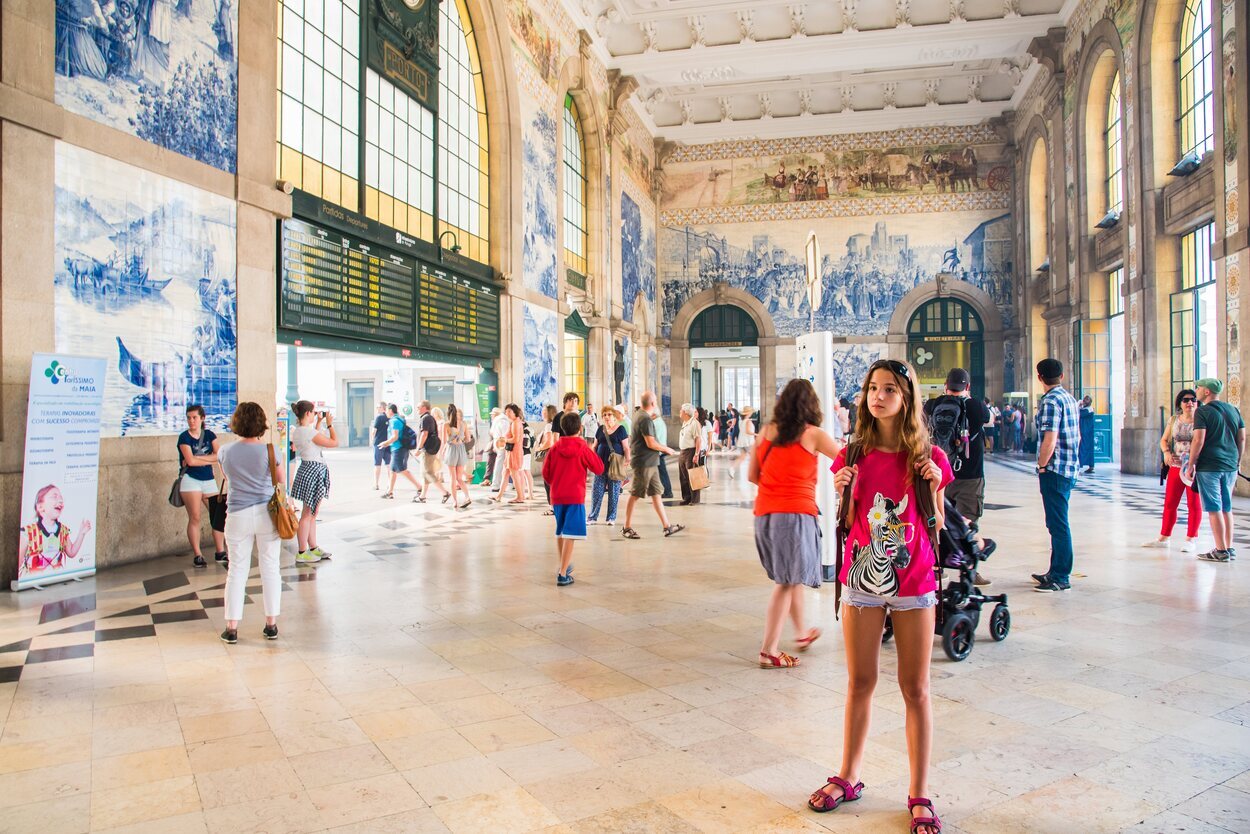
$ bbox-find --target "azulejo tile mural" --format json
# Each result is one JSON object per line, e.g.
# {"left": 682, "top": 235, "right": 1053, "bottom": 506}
{"left": 829, "top": 344, "right": 887, "bottom": 402}
{"left": 54, "top": 142, "right": 238, "bottom": 437}
{"left": 660, "top": 211, "right": 1014, "bottom": 339}
{"left": 522, "top": 303, "right": 559, "bottom": 420}
{"left": 55, "top": 0, "right": 238, "bottom": 173}
{"left": 521, "top": 91, "right": 559, "bottom": 298}
{"left": 620, "top": 192, "right": 656, "bottom": 323}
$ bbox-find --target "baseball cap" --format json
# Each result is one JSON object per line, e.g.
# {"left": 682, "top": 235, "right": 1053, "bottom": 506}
{"left": 1196, "top": 377, "right": 1223, "bottom": 394}
{"left": 1036, "top": 358, "right": 1064, "bottom": 380}
{"left": 945, "top": 368, "right": 970, "bottom": 391}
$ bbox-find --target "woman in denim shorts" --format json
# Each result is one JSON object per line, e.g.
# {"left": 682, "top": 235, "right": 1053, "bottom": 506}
{"left": 809, "top": 359, "right": 952, "bottom": 834}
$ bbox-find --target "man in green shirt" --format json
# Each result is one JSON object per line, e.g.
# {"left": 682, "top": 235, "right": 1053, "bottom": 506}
{"left": 622, "top": 392, "right": 683, "bottom": 539}
{"left": 1185, "top": 378, "right": 1246, "bottom": 563}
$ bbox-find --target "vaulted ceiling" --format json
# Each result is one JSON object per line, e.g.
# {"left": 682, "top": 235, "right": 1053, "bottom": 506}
{"left": 561, "top": 0, "right": 1078, "bottom": 143}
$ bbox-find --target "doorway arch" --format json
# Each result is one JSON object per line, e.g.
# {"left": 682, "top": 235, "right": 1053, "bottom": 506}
{"left": 669, "top": 285, "right": 778, "bottom": 417}
{"left": 906, "top": 298, "right": 985, "bottom": 398}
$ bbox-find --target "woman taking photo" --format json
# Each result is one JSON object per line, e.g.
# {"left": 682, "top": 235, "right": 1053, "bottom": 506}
{"left": 750, "top": 380, "right": 843, "bottom": 668}
{"left": 217, "top": 402, "right": 284, "bottom": 644}
{"left": 589, "top": 406, "right": 629, "bottom": 525}
{"left": 289, "top": 400, "right": 337, "bottom": 564}
{"left": 810, "top": 359, "right": 951, "bottom": 834}
{"left": 493, "top": 403, "right": 527, "bottom": 504}
{"left": 444, "top": 403, "right": 473, "bottom": 510}
{"left": 1144, "top": 389, "right": 1203, "bottom": 551}
{"left": 177, "top": 404, "right": 227, "bottom": 568}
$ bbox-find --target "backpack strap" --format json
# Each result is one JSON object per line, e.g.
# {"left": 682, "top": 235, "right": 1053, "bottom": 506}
{"left": 912, "top": 455, "right": 942, "bottom": 561}
{"left": 833, "top": 440, "right": 860, "bottom": 621}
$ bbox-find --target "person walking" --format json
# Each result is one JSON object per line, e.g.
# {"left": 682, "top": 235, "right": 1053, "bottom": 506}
{"left": 1185, "top": 378, "right": 1246, "bottom": 563}
{"left": 1078, "top": 395, "right": 1096, "bottom": 474}
{"left": 654, "top": 405, "right": 675, "bottom": 499}
{"left": 1031, "top": 358, "right": 1081, "bottom": 592}
{"left": 493, "top": 404, "right": 527, "bottom": 503}
{"left": 622, "top": 392, "right": 683, "bottom": 539}
{"left": 699, "top": 407, "right": 717, "bottom": 462}
{"left": 372, "top": 401, "right": 391, "bottom": 489}
{"left": 985, "top": 398, "right": 1001, "bottom": 453}
{"left": 177, "top": 404, "right": 227, "bottom": 569}
{"left": 923, "top": 368, "right": 992, "bottom": 585}
{"left": 1144, "top": 389, "right": 1203, "bottom": 551}
{"left": 729, "top": 406, "right": 757, "bottom": 479}
{"left": 751, "top": 380, "right": 843, "bottom": 669}
{"left": 810, "top": 359, "right": 951, "bottom": 834}
{"left": 677, "top": 404, "right": 704, "bottom": 505}
{"left": 289, "top": 400, "right": 337, "bottom": 565}
{"left": 487, "top": 406, "right": 508, "bottom": 488}
{"left": 726, "top": 403, "right": 740, "bottom": 450}
{"left": 217, "top": 402, "right": 283, "bottom": 644}
{"left": 415, "top": 401, "right": 450, "bottom": 504}
{"left": 542, "top": 411, "right": 605, "bottom": 585}
{"left": 444, "top": 403, "right": 473, "bottom": 509}
{"left": 535, "top": 404, "right": 559, "bottom": 512}
{"left": 378, "top": 404, "right": 422, "bottom": 500}
{"left": 589, "top": 406, "right": 629, "bottom": 525}
{"left": 581, "top": 400, "right": 600, "bottom": 447}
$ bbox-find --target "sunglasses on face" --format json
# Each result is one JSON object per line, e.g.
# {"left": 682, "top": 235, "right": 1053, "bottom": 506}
{"left": 869, "top": 359, "right": 911, "bottom": 381}
{"left": 1181, "top": 397, "right": 1197, "bottom": 404}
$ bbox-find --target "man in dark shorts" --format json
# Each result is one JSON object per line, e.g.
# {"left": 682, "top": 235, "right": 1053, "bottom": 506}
{"left": 1186, "top": 377, "right": 1246, "bottom": 563}
{"left": 372, "top": 401, "right": 391, "bottom": 490}
{"left": 379, "top": 404, "right": 421, "bottom": 500}
{"left": 622, "top": 392, "right": 682, "bottom": 539}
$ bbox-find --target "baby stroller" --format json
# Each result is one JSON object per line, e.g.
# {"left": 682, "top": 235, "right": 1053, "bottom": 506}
{"left": 883, "top": 497, "right": 1010, "bottom": 661}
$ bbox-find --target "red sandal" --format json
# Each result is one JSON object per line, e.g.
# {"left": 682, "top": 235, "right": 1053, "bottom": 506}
{"left": 907, "top": 797, "right": 942, "bottom": 833}
{"left": 758, "top": 651, "right": 800, "bottom": 668}
{"left": 807, "top": 775, "right": 863, "bottom": 813}
{"left": 794, "top": 627, "right": 822, "bottom": 652}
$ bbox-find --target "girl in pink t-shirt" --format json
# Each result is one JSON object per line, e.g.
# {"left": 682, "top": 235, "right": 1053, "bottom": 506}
{"left": 808, "top": 359, "right": 950, "bottom": 834}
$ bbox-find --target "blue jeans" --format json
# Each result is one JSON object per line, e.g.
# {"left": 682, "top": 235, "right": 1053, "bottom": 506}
{"left": 658, "top": 454, "right": 673, "bottom": 498}
{"left": 1039, "top": 471, "right": 1075, "bottom": 583}
{"left": 1195, "top": 470, "right": 1236, "bottom": 513}
{"left": 589, "top": 473, "right": 621, "bottom": 522}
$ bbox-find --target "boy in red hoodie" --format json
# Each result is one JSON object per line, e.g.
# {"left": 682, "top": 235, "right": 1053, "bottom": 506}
{"left": 542, "top": 411, "right": 605, "bottom": 585}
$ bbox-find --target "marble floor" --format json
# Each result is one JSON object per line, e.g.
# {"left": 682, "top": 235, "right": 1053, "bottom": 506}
{"left": 1, "top": 451, "right": 1249, "bottom": 833}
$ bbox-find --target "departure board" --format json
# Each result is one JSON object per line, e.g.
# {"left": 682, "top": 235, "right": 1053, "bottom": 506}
{"left": 417, "top": 263, "right": 499, "bottom": 359}
{"left": 280, "top": 219, "right": 416, "bottom": 346}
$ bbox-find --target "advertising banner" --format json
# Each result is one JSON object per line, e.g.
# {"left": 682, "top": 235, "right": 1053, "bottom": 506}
{"left": 14, "top": 354, "right": 107, "bottom": 591}
{"left": 795, "top": 333, "right": 838, "bottom": 574}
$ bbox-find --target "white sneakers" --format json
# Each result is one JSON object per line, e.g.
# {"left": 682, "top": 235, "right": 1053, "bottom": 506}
{"left": 1181, "top": 538, "right": 1198, "bottom": 553}
{"left": 1141, "top": 538, "right": 1170, "bottom": 548}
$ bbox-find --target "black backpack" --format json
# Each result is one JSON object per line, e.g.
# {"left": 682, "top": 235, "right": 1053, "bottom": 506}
{"left": 927, "top": 397, "right": 969, "bottom": 472}
{"left": 400, "top": 420, "right": 418, "bottom": 451}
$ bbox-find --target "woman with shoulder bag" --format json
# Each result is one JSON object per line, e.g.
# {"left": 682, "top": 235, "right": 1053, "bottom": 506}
{"left": 589, "top": 406, "right": 629, "bottom": 526}
{"left": 1144, "top": 389, "right": 1203, "bottom": 551}
{"left": 493, "top": 403, "right": 526, "bottom": 504}
{"left": 677, "top": 404, "right": 705, "bottom": 506}
{"left": 217, "top": 402, "right": 284, "bottom": 645}
{"left": 289, "top": 400, "right": 337, "bottom": 565}
{"left": 176, "top": 404, "right": 227, "bottom": 569}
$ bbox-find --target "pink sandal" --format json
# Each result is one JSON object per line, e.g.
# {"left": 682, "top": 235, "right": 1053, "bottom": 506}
{"left": 807, "top": 775, "right": 863, "bottom": 813}
{"left": 907, "top": 797, "right": 942, "bottom": 833}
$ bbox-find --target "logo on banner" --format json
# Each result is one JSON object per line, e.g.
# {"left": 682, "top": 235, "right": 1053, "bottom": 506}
{"left": 44, "top": 360, "right": 68, "bottom": 384}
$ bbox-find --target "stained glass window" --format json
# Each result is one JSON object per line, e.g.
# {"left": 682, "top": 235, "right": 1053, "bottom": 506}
{"left": 438, "top": 0, "right": 489, "bottom": 264}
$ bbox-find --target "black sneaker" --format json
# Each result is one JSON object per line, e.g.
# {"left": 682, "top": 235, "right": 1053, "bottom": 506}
{"left": 1034, "top": 578, "right": 1071, "bottom": 592}
{"left": 1030, "top": 572, "right": 1048, "bottom": 585}
{"left": 262, "top": 623, "right": 279, "bottom": 640}
{"left": 220, "top": 628, "right": 238, "bottom": 644}
{"left": 193, "top": 555, "right": 207, "bottom": 569}
{"left": 1197, "top": 550, "right": 1232, "bottom": 563}
{"left": 556, "top": 573, "right": 573, "bottom": 586}
{"left": 215, "top": 552, "right": 228, "bottom": 567}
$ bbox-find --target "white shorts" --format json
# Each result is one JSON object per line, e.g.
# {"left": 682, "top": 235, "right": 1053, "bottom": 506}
{"left": 180, "top": 474, "right": 219, "bottom": 496}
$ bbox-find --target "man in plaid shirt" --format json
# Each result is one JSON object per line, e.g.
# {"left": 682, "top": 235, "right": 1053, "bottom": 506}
{"left": 1031, "top": 358, "right": 1081, "bottom": 592}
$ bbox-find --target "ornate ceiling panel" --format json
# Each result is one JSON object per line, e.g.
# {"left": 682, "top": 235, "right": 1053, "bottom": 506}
{"left": 562, "top": 0, "right": 1078, "bottom": 142}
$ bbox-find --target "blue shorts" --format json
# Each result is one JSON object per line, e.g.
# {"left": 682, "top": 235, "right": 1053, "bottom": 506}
{"left": 390, "top": 448, "right": 409, "bottom": 472}
{"left": 553, "top": 504, "right": 587, "bottom": 539}
{"left": 1195, "top": 470, "right": 1236, "bottom": 513}
{"left": 374, "top": 445, "right": 391, "bottom": 466}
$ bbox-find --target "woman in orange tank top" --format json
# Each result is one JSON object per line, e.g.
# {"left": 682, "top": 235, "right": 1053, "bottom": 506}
{"left": 750, "top": 379, "right": 844, "bottom": 669}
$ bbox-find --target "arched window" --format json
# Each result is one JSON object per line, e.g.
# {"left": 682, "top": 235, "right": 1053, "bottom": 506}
{"left": 438, "top": 0, "right": 489, "bottom": 264}
{"left": 562, "top": 95, "right": 588, "bottom": 280}
{"left": 1026, "top": 136, "right": 1049, "bottom": 272}
{"left": 1178, "top": 0, "right": 1214, "bottom": 159}
{"left": 1105, "top": 71, "right": 1123, "bottom": 215}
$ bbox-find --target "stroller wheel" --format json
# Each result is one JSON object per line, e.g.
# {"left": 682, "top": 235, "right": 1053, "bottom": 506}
{"left": 942, "top": 612, "right": 975, "bottom": 661}
{"left": 989, "top": 604, "right": 1011, "bottom": 642}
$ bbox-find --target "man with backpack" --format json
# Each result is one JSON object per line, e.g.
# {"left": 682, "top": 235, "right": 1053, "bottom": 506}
{"left": 924, "top": 368, "right": 992, "bottom": 585}
{"left": 416, "top": 400, "right": 450, "bottom": 503}
{"left": 378, "top": 403, "right": 422, "bottom": 500}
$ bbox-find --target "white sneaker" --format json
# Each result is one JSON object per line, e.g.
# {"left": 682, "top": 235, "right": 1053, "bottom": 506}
{"left": 1141, "top": 538, "right": 1170, "bottom": 548}
{"left": 1181, "top": 538, "right": 1198, "bottom": 553}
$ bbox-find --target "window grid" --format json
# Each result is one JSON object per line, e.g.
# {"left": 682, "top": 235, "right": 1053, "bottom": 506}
{"left": 1171, "top": 224, "right": 1218, "bottom": 390}
{"left": 562, "top": 332, "right": 588, "bottom": 409}
{"left": 438, "top": 0, "right": 489, "bottom": 264}
{"left": 1109, "top": 268, "right": 1124, "bottom": 317}
{"left": 276, "top": 0, "right": 361, "bottom": 210}
{"left": 1106, "top": 71, "right": 1124, "bottom": 215}
{"left": 1180, "top": 223, "right": 1214, "bottom": 290}
{"left": 1178, "top": 0, "right": 1214, "bottom": 159}
{"left": 720, "top": 367, "right": 760, "bottom": 412}
{"left": 364, "top": 69, "right": 436, "bottom": 239}
{"left": 563, "top": 96, "right": 588, "bottom": 277}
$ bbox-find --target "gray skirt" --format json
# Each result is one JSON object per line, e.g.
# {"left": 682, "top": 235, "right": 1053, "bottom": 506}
{"left": 445, "top": 442, "right": 468, "bottom": 467}
{"left": 755, "top": 513, "right": 822, "bottom": 588}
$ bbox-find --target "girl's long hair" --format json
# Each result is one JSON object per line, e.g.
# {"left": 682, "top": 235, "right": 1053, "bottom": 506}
{"left": 447, "top": 403, "right": 460, "bottom": 429}
{"left": 853, "top": 359, "right": 931, "bottom": 486}
{"left": 772, "top": 379, "right": 822, "bottom": 446}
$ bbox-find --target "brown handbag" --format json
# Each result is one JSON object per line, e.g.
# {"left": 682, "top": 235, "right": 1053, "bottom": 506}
{"left": 266, "top": 444, "right": 298, "bottom": 540}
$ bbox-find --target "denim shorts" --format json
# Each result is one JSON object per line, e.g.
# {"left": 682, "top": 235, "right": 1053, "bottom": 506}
{"left": 179, "top": 474, "right": 219, "bottom": 496}
{"left": 1195, "top": 470, "right": 1236, "bottom": 513}
{"left": 843, "top": 587, "right": 937, "bottom": 613}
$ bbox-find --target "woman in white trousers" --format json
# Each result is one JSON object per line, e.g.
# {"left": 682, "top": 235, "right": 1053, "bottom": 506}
{"left": 217, "top": 402, "right": 284, "bottom": 644}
